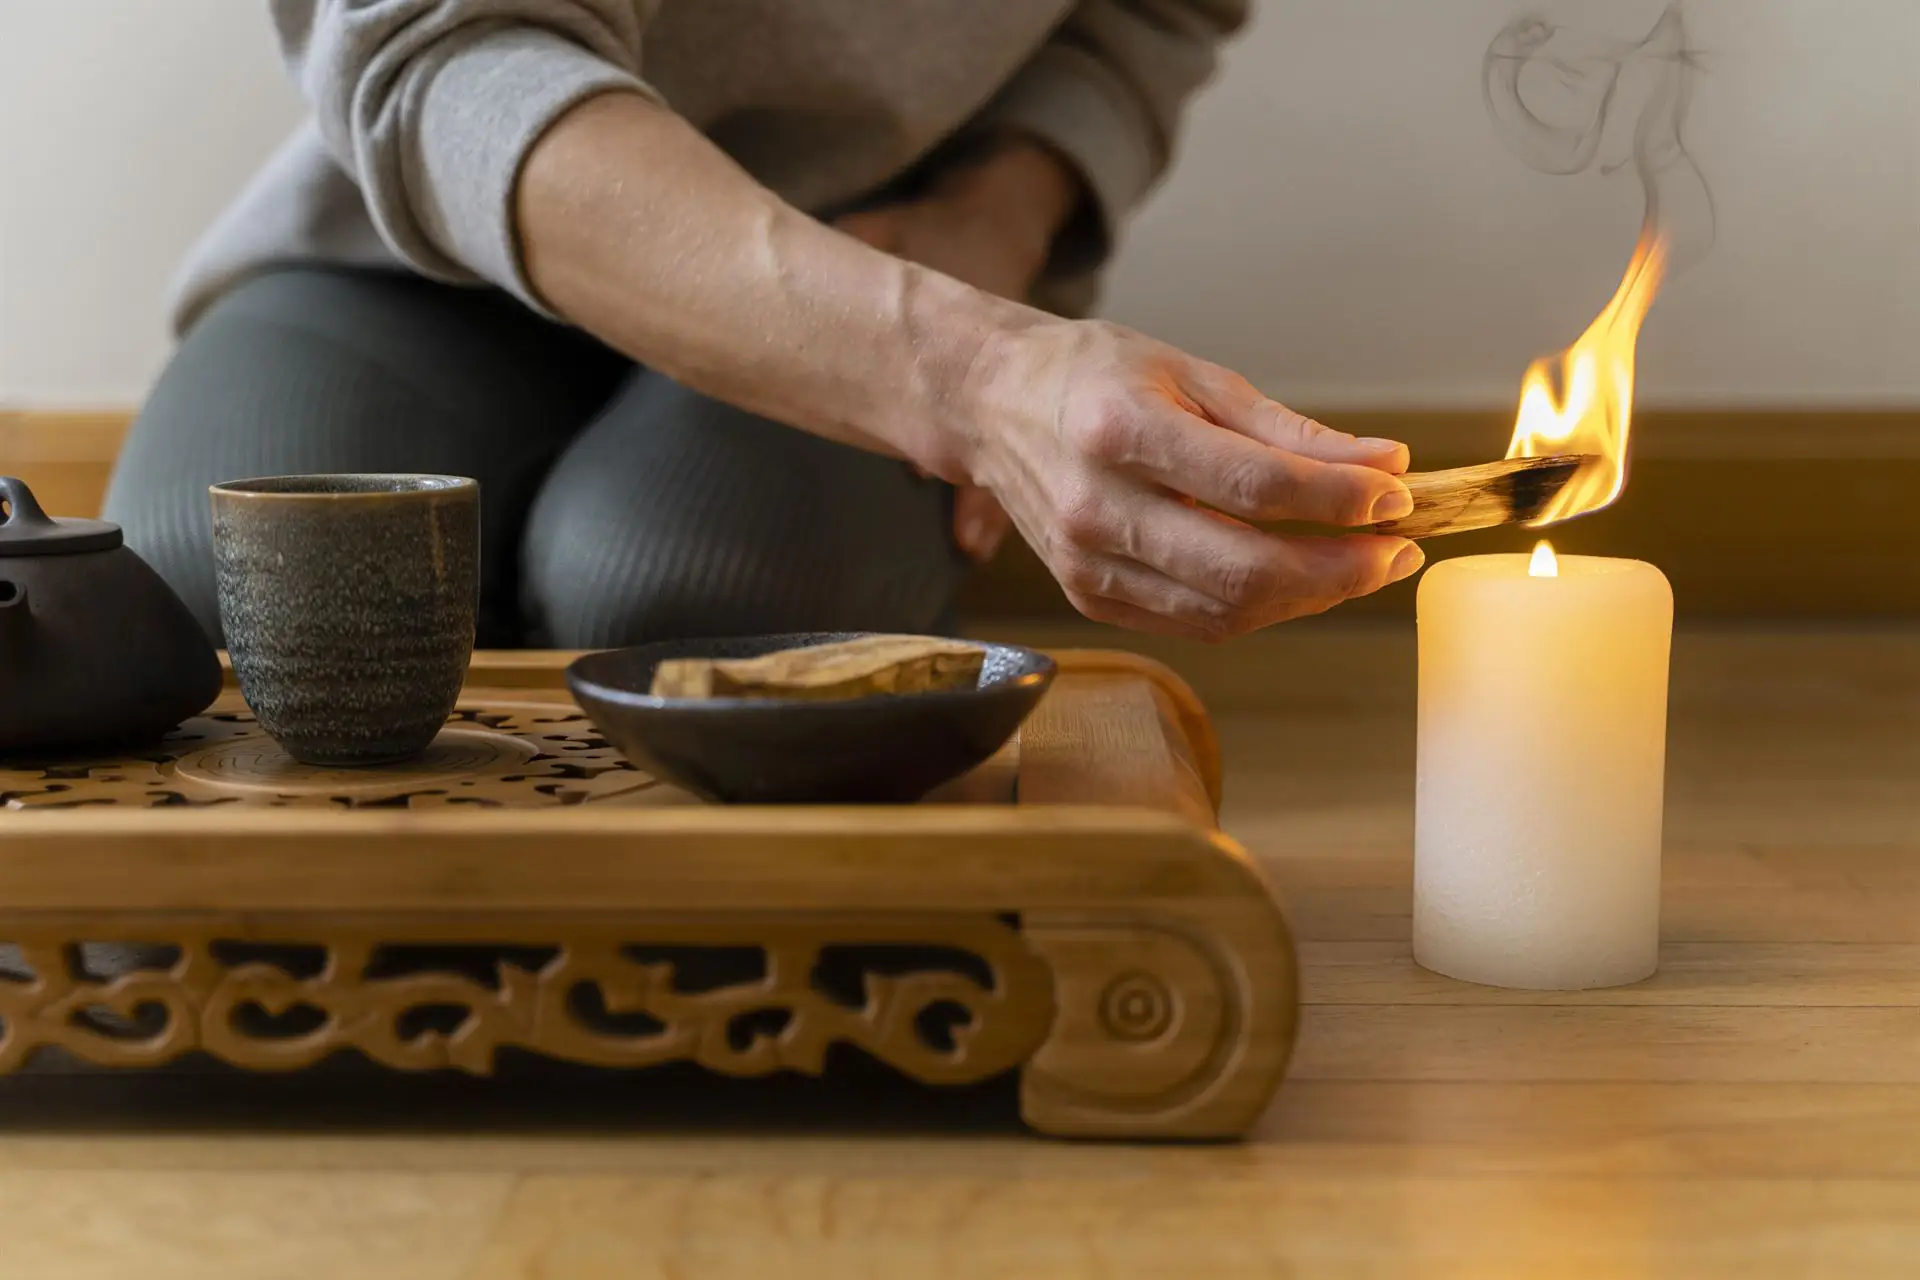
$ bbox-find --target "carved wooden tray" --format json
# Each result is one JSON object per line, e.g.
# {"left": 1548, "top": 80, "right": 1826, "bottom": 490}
{"left": 0, "top": 650, "right": 1295, "bottom": 1139}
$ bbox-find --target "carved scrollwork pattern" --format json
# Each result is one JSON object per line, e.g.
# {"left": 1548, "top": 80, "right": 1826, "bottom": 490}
{"left": 0, "top": 915, "right": 1053, "bottom": 1085}
{"left": 0, "top": 700, "right": 671, "bottom": 810}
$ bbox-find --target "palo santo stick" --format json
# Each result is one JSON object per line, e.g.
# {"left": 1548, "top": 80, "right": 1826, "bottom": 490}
{"left": 1372, "top": 454, "right": 1598, "bottom": 540}
{"left": 650, "top": 635, "right": 987, "bottom": 701}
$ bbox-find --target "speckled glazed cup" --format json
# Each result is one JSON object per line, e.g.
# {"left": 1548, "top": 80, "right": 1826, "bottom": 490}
{"left": 210, "top": 475, "right": 479, "bottom": 766}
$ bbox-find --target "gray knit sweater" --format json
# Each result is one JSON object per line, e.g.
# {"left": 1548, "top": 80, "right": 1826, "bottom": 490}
{"left": 172, "top": 0, "right": 1246, "bottom": 333}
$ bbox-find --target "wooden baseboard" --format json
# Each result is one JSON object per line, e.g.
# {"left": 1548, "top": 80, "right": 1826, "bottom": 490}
{"left": 0, "top": 410, "right": 133, "bottom": 526}
{"left": 5, "top": 407, "right": 1916, "bottom": 619}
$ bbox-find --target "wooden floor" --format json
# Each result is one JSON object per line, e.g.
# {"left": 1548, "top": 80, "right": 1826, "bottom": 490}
{"left": 3, "top": 623, "right": 1917, "bottom": 1277}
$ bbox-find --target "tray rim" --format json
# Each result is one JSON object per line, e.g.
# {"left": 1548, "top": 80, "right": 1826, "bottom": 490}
{"left": 414, "top": 647, "right": 1223, "bottom": 810}
{"left": 3, "top": 648, "right": 1224, "bottom": 839}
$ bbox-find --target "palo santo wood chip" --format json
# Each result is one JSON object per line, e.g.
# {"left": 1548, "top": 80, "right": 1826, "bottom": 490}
{"left": 1373, "top": 454, "right": 1597, "bottom": 540}
{"left": 650, "top": 635, "right": 987, "bottom": 701}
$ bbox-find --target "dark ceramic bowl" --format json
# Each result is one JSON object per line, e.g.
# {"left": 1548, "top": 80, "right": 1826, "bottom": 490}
{"left": 566, "top": 633, "right": 1056, "bottom": 804}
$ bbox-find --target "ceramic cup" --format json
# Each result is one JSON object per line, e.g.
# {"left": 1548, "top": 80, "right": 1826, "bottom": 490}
{"left": 210, "top": 474, "right": 479, "bottom": 766}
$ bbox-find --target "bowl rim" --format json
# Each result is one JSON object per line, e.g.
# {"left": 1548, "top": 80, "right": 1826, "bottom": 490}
{"left": 565, "top": 634, "right": 1057, "bottom": 713}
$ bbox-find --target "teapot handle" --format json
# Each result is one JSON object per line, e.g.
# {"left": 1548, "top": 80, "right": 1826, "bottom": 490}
{"left": 0, "top": 475, "right": 120, "bottom": 553}
{"left": 0, "top": 476, "right": 55, "bottom": 532}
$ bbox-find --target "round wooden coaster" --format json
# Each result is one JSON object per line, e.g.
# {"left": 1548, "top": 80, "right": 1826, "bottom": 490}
{"left": 170, "top": 727, "right": 538, "bottom": 796}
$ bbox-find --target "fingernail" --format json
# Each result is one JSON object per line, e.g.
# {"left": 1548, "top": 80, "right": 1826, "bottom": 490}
{"left": 1368, "top": 487, "right": 1415, "bottom": 523}
{"left": 1357, "top": 437, "right": 1403, "bottom": 452}
{"left": 1387, "top": 542, "right": 1426, "bottom": 584}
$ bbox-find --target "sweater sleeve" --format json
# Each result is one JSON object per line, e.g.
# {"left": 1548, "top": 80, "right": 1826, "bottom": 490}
{"left": 270, "top": 0, "right": 660, "bottom": 311}
{"left": 964, "top": 0, "right": 1247, "bottom": 299}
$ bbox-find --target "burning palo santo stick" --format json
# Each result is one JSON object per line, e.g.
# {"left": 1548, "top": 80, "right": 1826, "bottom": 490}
{"left": 1372, "top": 454, "right": 1598, "bottom": 540}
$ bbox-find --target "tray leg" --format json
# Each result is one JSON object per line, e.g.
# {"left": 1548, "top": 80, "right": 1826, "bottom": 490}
{"left": 1017, "top": 903, "right": 1299, "bottom": 1140}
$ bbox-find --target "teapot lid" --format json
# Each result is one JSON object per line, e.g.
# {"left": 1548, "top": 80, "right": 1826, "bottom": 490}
{"left": 0, "top": 476, "right": 123, "bottom": 556}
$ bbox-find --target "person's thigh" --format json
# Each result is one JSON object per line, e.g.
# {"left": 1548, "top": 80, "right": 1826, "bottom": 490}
{"left": 522, "top": 373, "right": 970, "bottom": 648}
{"left": 104, "top": 268, "right": 629, "bottom": 646}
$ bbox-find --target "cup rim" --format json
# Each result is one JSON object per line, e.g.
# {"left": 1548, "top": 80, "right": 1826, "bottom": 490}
{"left": 210, "top": 474, "right": 477, "bottom": 501}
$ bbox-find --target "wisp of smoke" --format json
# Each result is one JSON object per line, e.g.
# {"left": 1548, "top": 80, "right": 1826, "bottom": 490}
{"left": 1483, "top": 3, "right": 1715, "bottom": 270}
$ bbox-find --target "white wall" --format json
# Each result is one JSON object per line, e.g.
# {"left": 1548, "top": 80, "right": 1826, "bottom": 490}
{"left": 2, "top": 0, "right": 1916, "bottom": 409}
{"left": 0, "top": 1, "right": 302, "bottom": 406}
{"left": 1105, "top": 0, "right": 1920, "bottom": 408}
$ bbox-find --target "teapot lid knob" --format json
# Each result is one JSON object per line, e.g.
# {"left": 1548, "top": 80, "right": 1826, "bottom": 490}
{"left": 0, "top": 477, "right": 123, "bottom": 557}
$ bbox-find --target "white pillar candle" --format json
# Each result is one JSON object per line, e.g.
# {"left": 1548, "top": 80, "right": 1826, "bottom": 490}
{"left": 1413, "top": 545, "right": 1673, "bottom": 990}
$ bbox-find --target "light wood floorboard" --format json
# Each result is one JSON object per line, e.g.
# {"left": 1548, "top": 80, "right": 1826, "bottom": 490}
{"left": 1, "top": 624, "right": 1916, "bottom": 1276}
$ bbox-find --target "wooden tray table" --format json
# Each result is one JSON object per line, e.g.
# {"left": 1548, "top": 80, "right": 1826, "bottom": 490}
{"left": 0, "top": 651, "right": 1297, "bottom": 1139}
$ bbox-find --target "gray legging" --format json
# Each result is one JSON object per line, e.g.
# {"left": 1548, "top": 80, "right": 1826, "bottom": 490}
{"left": 105, "top": 267, "right": 969, "bottom": 649}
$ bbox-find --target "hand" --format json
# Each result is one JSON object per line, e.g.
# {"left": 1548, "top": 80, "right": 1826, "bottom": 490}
{"left": 958, "top": 317, "right": 1423, "bottom": 642}
{"left": 837, "top": 138, "right": 1079, "bottom": 562}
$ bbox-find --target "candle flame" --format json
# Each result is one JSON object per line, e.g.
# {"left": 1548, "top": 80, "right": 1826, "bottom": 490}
{"left": 1529, "top": 540, "right": 1559, "bottom": 578}
{"left": 1506, "top": 228, "right": 1668, "bottom": 526}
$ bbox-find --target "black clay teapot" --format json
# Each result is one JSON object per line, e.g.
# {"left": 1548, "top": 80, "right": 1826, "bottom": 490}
{"left": 0, "top": 476, "right": 222, "bottom": 754}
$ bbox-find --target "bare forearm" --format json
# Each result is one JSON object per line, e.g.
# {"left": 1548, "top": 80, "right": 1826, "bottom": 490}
{"left": 515, "top": 90, "right": 1420, "bottom": 645}
{"left": 516, "top": 92, "right": 1030, "bottom": 474}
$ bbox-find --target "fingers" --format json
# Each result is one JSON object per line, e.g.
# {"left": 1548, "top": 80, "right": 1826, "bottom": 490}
{"left": 1070, "top": 587, "right": 1340, "bottom": 644}
{"left": 1065, "top": 539, "right": 1417, "bottom": 642}
{"left": 1089, "top": 402, "right": 1413, "bottom": 526}
{"left": 1046, "top": 488, "right": 1424, "bottom": 641}
{"left": 1262, "top": 407, "right": 1410, "bottom": 475}
{"left": 1066, "top": 593, "right": 1247, "bottom": 643}
{"left": 1185, "top": 364, "right": 1411, "bottom": 475}
{"left": 1054, "top": 552, "right": 1257, "bottom": 640}
{"left": 1120, "top": 500, "right": 1424, "bottom": 608}
{"left": 1267, "top": 532, "right": 1426, "bottom": 603}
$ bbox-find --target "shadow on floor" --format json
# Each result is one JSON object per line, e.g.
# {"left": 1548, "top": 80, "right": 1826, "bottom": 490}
{"left": 0, "top": 1050, "right": 1025, "bottom": 1137}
